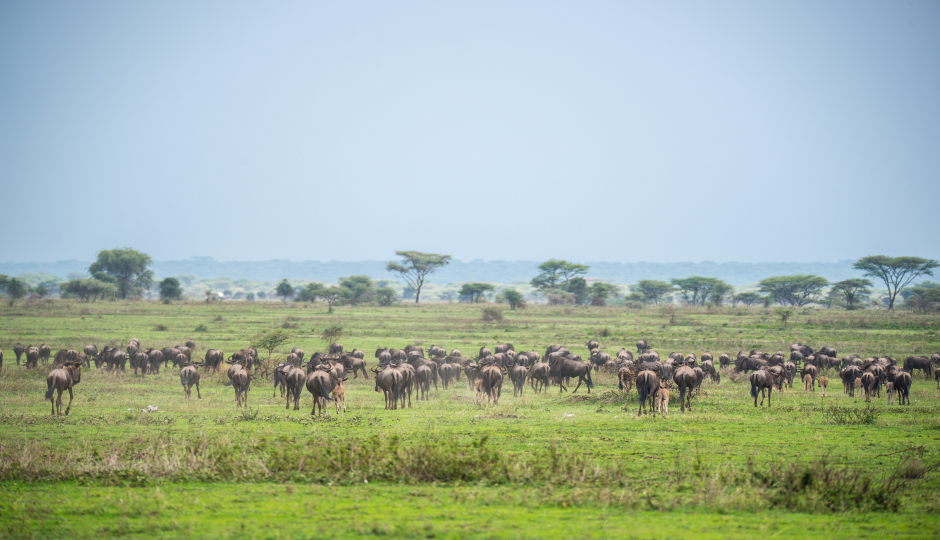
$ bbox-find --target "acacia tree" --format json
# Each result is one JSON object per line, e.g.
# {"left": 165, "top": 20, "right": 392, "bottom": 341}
{"left": 0, "top": 276, "right": 27, "bottom": 305}
{"left": 459, "top": 283, "right": 494, "bottom": 303}
{"left": 530, "top": 259, "right": 589, "bottom": 290}
{"left": 670, "top": 277, "right": 729, "bottom": 306}
{"left": 590, "top": 282, "right": 619, "bottom": 306}
{"left": 733, "top": 292, "right": 763, "bottom": 306}
{"left": 853, "top": 256, "right": 939, "bottom": 310}
{"left": 830, "top": 278, "right": 873, "bottom": 309}
{"left": 250, "top": 329, "right": 292, "bottom": 367}
{"left": 631, "top": 280, "right": 674, "bottom": 305}
{"left": 61, "top": 278, "right": 117, "bottom": 302}
{"left": 386, "top": 251, "right": 452, "bottom": 304}
{"left": 320, "top": 286, "right": 348, "bottom": 313}
{"left": 339, "top": 275, "right": 376, "bottom": 305}
{"left": 88, "top": 248, "right": 153, "bottom": 299}
{"left": 757, "top": 275, "right": 829, "bottom": 306}
{"left": 708, "top": 282, "right": 734, "bottom": 306}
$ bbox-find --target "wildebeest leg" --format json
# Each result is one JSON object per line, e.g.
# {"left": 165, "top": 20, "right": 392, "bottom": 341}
{"left": 572, "top": 377, "right": 583, "bottom": 393}
{"left": 195, "top": 380, "right": 201, "bottom": 399}
{"left": 64, "top": 387, "right": 74, "bottom": 416}
{"left": 51, "top": 388, "right": 58, "bottom": 416}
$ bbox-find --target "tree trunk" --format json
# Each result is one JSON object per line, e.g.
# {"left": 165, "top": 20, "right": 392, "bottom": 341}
{"left": 414, "top": 289, "right": 420, "bottom": 303}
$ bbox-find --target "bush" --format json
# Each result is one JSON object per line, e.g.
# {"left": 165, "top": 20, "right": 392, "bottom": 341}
{"left": 154, "top": 324, "right": 169, "bottom": 331}
{"left": 194, "top": 324, "right": 208, "bottom": 333}
{"left": 824, "top": 404, "right": 880, "bottom": 425}
{"left": 481, "top": 306, "right": 504, "bottom": 322}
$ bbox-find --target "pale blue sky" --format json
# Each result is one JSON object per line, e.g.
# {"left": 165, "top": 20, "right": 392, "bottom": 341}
{"left": 2, "top": 1, "right": 938, "bottom": 263}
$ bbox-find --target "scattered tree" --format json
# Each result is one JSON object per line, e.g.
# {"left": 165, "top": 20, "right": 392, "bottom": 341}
{"left": 320, "top": 286, "right": 348, "bottom": 313}
{"left": 376, "top": 286, "right": 399, "bottom": 306}
{"left": 776, "top": 308, "right": 794, "bottom": 328}
{"left": 250, "top": 329, "right": 293, "bottom": 366}
{"left": 502, "top": 289, "right": 525, "bottom": 309}
{"left": 296, "top": 283, "right": 325, "bottom": 303}
{"left": 904, "top": 286, "right": 940, "bottom": 313}
{"left": 88, "top": 248, "right": 154, "bottom": 299}
{"left": 590, "top": 282, "right": 619, "bottom": 306}
{"left": 830, "top": 278, "right": 873, "bottom": 309}
{"left": 566, "top": 277, "right": 590, "bottom": 304}
{"left": 670, "top": 277, "right": 730, "bottom": 306}
{"left": 33, "top": 283, "right": 49, "bottom": 298}
{"left": 60, "top": 278, "right": 118, "bottom": 302}
{"left": 386, "top": 251, "right": 452, "bottom": 303}
{"left": 459, "top": 283, "right": 495, "bottom": 303}
{"left": 0, "top": 276, "right": 27, "bottom": 305}
{"left": 631, "top": 280, "right": 674, "bottom": 305}
{"left": 321, "top": 325, "right": 344, "bottom": 346}
{"left": 757, "top": 275, "right": 829, "bottom": 306}
{"left": 708, "top": 281, "right": 734, "bottom": 306}
{"left": 733, "top": 292, "right": 763, "bottom": 306}
{"left": 853, "top": 256, "right": 939, "bottom": 310}
{"left": 246, "top": 292, "right": 256, "bottom": 302}
{"left": 530, "top": 259, "right": 589, "bottom": 290}
{"left": 275, "top": 279, "right": 295, "bottom": 302}
{"left": 158, "top": 277, "right": 184, "bottom": 304}
{"left": 339, "top": 275, "right": 377, "bottom": 305}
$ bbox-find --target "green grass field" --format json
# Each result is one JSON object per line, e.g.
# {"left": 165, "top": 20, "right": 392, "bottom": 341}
{"left": 1, "top": 300, "right": 939, "bottom": 538}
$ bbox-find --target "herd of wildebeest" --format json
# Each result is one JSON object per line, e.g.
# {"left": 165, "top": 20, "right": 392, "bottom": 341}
{"left": 2, "top": 338, "right": 939, "bottom": 418}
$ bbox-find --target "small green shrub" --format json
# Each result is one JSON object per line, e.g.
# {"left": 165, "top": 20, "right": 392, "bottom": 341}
{"left": 824, "top": 404, "right": 880, "bottom": 425}
{"left": 194, "top": 324, "right": 208, "bottom": 332}
{"left": 154, "top": 324, "right": 169, "bottom": 331}
{"left": 481, "top": 306, "right": 504, "bottom": 322}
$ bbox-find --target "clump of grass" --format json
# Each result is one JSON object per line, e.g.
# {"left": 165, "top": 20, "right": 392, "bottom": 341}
{"left": 194, "top": 324, "right": 208, "bottom": 332}
{"left": 238, "top": 408, "right": 261, "bottom": 421}
{"left": 824, "top": 404, "right": 880, "bottom": 425}
{"left": 481, "top": 306, "right": 504, "bottom": 322}
{"left": 154, "top": 324, "right": 169, "bottom": 331}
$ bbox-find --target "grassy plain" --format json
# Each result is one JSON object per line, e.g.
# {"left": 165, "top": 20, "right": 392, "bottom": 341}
{"left": 1, "top": 300, "right": 939, "bottom": 538}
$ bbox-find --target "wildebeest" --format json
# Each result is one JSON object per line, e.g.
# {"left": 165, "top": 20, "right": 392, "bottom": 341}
{"left": 495, "top": 343, "right": 514, "bottom": 354}
{"left": 904, "top": 356, "right": 932, "bottom": 380}
{"left": 180, "top": 361, "right": 202, "bottom": 399}
{"left": 185, "top": 339, "right": 195, "bottom": 350}
{"left": 589, "top": 349, "right": 611, "bottom": 372}
{"left": 636, "top": 339, "right": 649, "bottom": 352}
{"left": 510, "top": 364, "right": 527, "bottom": 397}
{"left": 439, "top": 363, "right": 458, "bottom": 389}
{"left": 801, "top": 364, "right": 818, "bottom": 386}
{"left": 332, "top": 377, "right": 347, "bottom": 415}
{"left": 935, "top": 367, "right": 940, "bottom": 390}
{"left": 861, "top": 372, "right": 876, "bottom": 403}
{"left": 840, "top": 366, "right": 861, "bottom": 397}
{"left": 803, "top": 374, "right": 814, "bottom": 392}
{"left": 415, "top": 365, "right": 432, "bottom": 401}
{"left": 306, "top": 368, "right": 335, "bottom": 415}
{"left": 656, "top": 387, "right": 670, "bottom": 418}
{"left": 204, "top": 349, "right": 224, "bottom": 373}
{"left": 749, "top": 370, "right": 774, "bottom": 407}
{"left": 147, "top": 348, "right": 165, "bottom": 374}
{"left": 38, "top": 344, "right": 51, "bottom": 364}
{"left": 636, "top": 370, "right": 660, "bottom": 416}
{"left": 548, "top": 354, "right": 593, "bottom": 393}
{"left": 226, "top": 362, "right": 251, "bottom": 407}
{"left": 528, "top": 362, "right": 550, "bottom": 393}
{"left": 373, "top": 365, "right": 403, "bottom": 410}
{"left": 14, "top": 343, "right": 25, "bottom": 365}
{"left": 819, "top": 376, "right": 829, "bottom": 397}
{"left": 673, "top": 366, "right": 696, "bottom": 413}
{"left": 329, "top": 343, "right": 344, "bottom": 356}
{"left": 83, "top": 345, "right": 98, "bottom": 365}
{"left": 45, "top": 361, "right": 82, "bottom": 416}
{"left": 701, "top": 360, "right": 720, "bottom": 384}
{"left": 130, "top": 351, "right": 149, "bottom": 375}
{"left": 718, "top": 353, "right": 731, "bottom": 369}
{"left": 25, "top": 346, "right": 40, "bottom": 369}
{"left": 477, "top": 364, "right": 503, "bottom": 405}
{"left": 889, "top": 370, "right": 912, "bottom": 405}
{"left": 886, "top": 381, "right": 896, "bottom": 405}
{"left": 340, "top": 354, "right": 369, "bottom": 379}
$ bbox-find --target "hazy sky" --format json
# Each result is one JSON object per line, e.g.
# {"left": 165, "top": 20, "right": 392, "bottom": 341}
{"left": 2, "top": 1, "right": 938, "bottom": 263}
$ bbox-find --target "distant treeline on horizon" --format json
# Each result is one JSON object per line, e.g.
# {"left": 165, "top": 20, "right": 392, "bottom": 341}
{"left": 0, "top": 258, "right": 866, "bottom": 286}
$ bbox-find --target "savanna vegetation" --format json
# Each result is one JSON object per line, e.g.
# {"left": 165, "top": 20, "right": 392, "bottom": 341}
{"left": 1, "top": 299, "right": 939, "bottom": 538}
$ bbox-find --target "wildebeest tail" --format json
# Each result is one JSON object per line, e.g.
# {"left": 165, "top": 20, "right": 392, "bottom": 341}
{"left": 750, "top": 379, "right": 758, "bottom": 397}
{"left": 319, "top": 384, "right": 334, "bottom": 402}
{"left": 293, "top": 382, "right": 303, "bottom": 402}
{"left": 224, "top": 380, "right": 233, "bottom": 386}
{"left": 181, "top": 374, "right": 190, "bottom": 386}
{"left": 618, "top": 372, "right": 624, "bottom": 391}
{"left": 44, "top": 384, "right": 54, "bottom": 401}
{"left": 586, "top": 368, "right": 594, "bottom": 389}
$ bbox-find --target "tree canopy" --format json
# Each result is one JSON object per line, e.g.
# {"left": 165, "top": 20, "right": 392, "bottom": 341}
{"left": 339, "top": 275, "right": 376, "bottom": 305}
{"left": 459, "top": 283, "right": 494, "bottom": 303}
{"left": 733, "top": 292, "right": 763, "bottom": 306}
{"left": 757, "top": 274, "right": 829, "bottom": 306}
{"left": 158, "top": 277, "right": 184, "bottom": 303}
{"left": 250, "top": 329, "right": 292, "bottom": 362}
{"left": 0, "top": 275, "right": 27, "bottom": 304}
{"left": 87, "top": 248, "right": 153, "bottom": 299}
{"left": 386, "top": 251, "right": 451, "bottom": 304}
{"left": 670, "top": 276, "right": 730, "bottom": 306}
{"left": 275, "top": 279, "right": 295, "bottom": 302}
{"left": 502, "top": 289, "right": 525, "bottom": 309}
{"left": 853, "top": 256, "right": 939, "bottom": 309}
{"left": 61, "top": 278, "right": 118, "bottom": 302}
{"left": 830, "top": 278, "right": 872, "bottom": 309}
{"left": 631, "top": 280, "right": 674, "bottom": 304}
{"left": 589, "top": 282, "right": 619, "bottom": 306}
{"left": 530, "top": 259, "right": 589, "bottom": 290}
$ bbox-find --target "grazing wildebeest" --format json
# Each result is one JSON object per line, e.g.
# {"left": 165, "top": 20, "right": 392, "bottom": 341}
{"left": 341, "top": 354, "right": 369, "bottom": 379}
{"left": 782, "top": 362, "right": 797, "bottom": 389}
{"left": 840, "top": 366, "right": 861, "bottom": 396}
{"left": 45, "top": 361, "right": 82, "bottom": 416}
{"left": 428, "top": 345, "right": 446, "bottom": 359}
{"left": 306, "top": 368, "right": 335, "bottom": 415}
{"left": 656, "top": 387, "right": 670, "bottom": 418}
{"left": 549, "top": 355, "right": 593, "bottom": 393}
{"left": 904, "top": 356, "right": 932, "bottom": 380}
{"left": 162, "top": 347, "right": 181, "bottom": 368}
{"left": 130, "top": 351, "right": 149, "bottom": 375}
{"left": 636, "top": 370, "right": 660, "bottom": 416}
{"left": 185, "top": 339, "right": 195, "bottom": 350}
{"left": 14, "top": 343, "right": 25, "bottom": 365}
{"left": 528, "top": 362, "right": 550, "bottom": 394}
{"left": 801, "top": 364, "right": 818, "bottom": 387}
{"left": 819, "top": 376, "right": 829, "bottom": 397}
{"left": 478, "top": 347, "right": 493, "bottom": 359}
{"left": 373, "top": 366, "right": 402, "bottom": 410}
{"left": 495, "top": 343, "right": 514, "bottom": 354}
{"left": 329, "top": 343, "right": 344, "bottom": 356}
{"left": 890, "top": 371, "right": 912, "bottom": 405}
{"left": 861, "top": 372, "right": 876, "bottom": 403}
{"left": 586, "top": 339, "right": 599, "bottom": 352}
{"left": 589, "top": 349, "right": 611, "bottom": 372}
{"left": 718, "top": 353, "right": 731, "bottom": 369}
{"left": 618, "top": 364, "right": 637, "bottom": 393}
{"left": 510, "top": 364, "right": 527, "bottom": 397}
{"left": 180, "top": 361, "right": 202, "bottom": 399}
{"left": 673, "top": 366, "right": 696, "bottom": 412}
{"left": 636, "top": 339, "right": 649, "bottom": 353}
{"left": 439, "top": 363, "right": 458, "bottom": 389}
{"left": 701, "top": 360, "right": 720, "bottom": 384}
{"left": 749, "top": 370, "right": 774, "bottom": 407}
{"left": 83, "top": 345, "right": 98, "bottom": 365}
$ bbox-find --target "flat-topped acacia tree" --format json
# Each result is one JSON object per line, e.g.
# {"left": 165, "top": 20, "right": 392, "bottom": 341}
{"left": 854, "top": 256, "right": 939, "bottom": 309}
{"left": 386, "top": 251, "right": 452, "bottom": 304}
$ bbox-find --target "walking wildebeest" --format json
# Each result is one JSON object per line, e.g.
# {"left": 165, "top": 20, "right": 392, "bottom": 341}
{"left": 45, "top": 361, "right": 82, "bottom": 416}
{"left": 510, "top": 364, "right": 527, "bottom": 397}
{"left": 749, "top": 370, "right": 774, "bottom": 407}
{"left": 373, "top": 365, "right": 403, "bottom": 410}
{"left": 180, "top": 361, "right": 202, "bottom": 399}
{"left": 656, "top": 387, "right": 670, "bottom": 418}
{"left": 904, "top": 356, "right": 932, "bottom": 380}
{"left": 477, "top": 364, "right": 503, "bottom": 405}
{"left": 528, "top": 362, "right": 550, "bottom": 394}
{"left": 306, "top": 368, "right": 335, "bottom": 415}
{"left": 673, "top": 366, "right": 696, "bottom": 413}
{"left": 819, "top": 376, "right": 829, "bottom": 397}
{"left": 861, "top": 372, "right": 876, "bottom": 403}
{"left": 891, "top": 371, "right": 912, "bottom": 405}
{"left": 636, "top": 370, "right": 660, "bottom": 416}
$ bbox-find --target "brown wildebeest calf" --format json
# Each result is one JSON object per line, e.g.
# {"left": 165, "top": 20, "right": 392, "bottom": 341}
{"left": 803, "top": 374, "right": 814, "bottom": 392}
{"left": 180, "top": 362, "right": 202, "bottom": 399}
{"left": 332, "top": 377, "right": 347, "bottom": 415}
{"left": 656, "top": 387, "right": 670, "bottom": 418}
{"left": 45, "top": 361, "right": 82, "bottom": 416}
{"left": 819, "top": 376, "right": 829, "bottom": 398}
{"left": 886, "top": 382, "right": 895, "bottom": 405}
